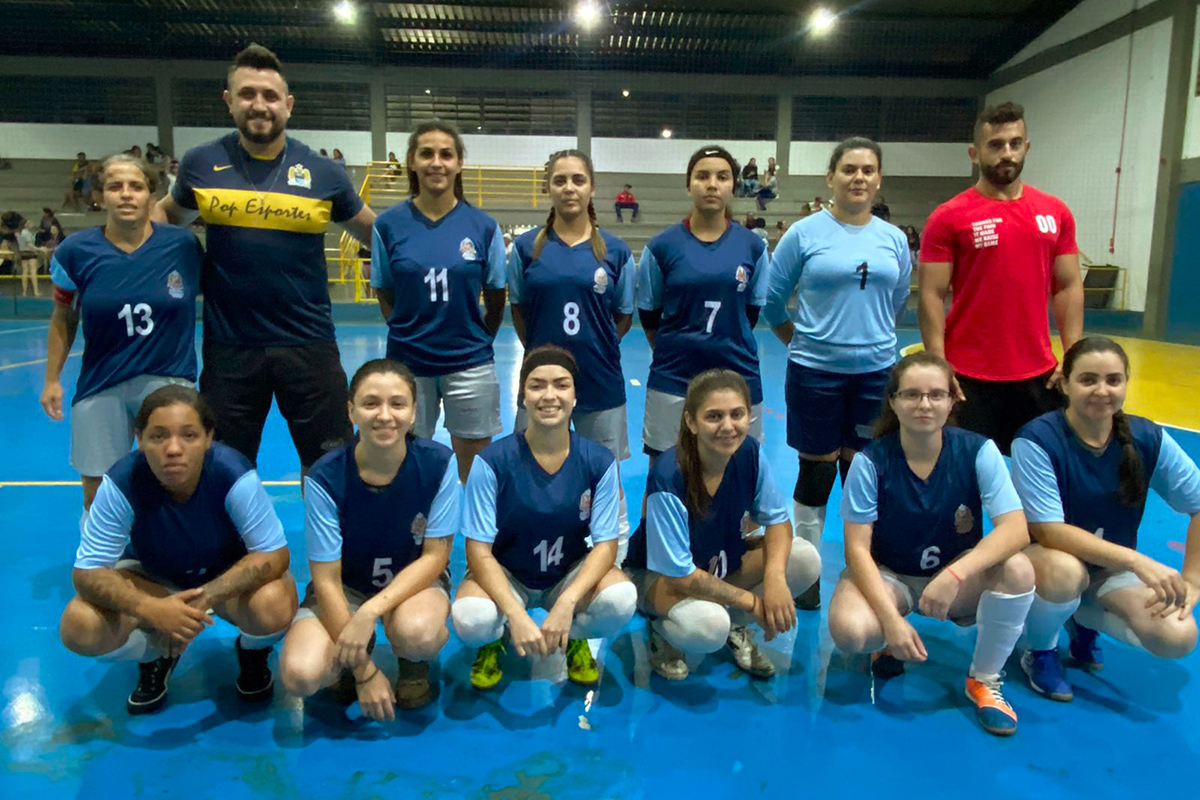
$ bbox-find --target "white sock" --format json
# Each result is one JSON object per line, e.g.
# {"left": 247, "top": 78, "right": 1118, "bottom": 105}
{"left": 616, "top": 494, "right": 630, "bottom": 567}
{"left": 793, "top": 502, "right": 825, "bottom": 550}
{"left": 570, "top": 582, "right": 636, "bottom": 639}
{"left": 239, "top": 629, "right": 285, "bottom": 650}
{"left": 1075, "top": 604, "right": 1146, "bottom": 650}
{"left": 99, "top": 629, "right": 159, "bottom": 663}
{"left": 1024, "top": 595, "right": 1082, "bottom": 651}
{"left": 970, "top": 589, "right": 1035, "bottom": 681}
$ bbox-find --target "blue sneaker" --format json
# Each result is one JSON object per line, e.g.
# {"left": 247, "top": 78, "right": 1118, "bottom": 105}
{"left": 1021, "top": 649, "right": 1073, "bottom": 702}
{"left": 1066, "top": 617, "right": 1104, "bottom": 671}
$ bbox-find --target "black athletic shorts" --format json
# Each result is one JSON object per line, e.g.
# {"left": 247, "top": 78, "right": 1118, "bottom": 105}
{"left": 954, "top": 368, "right": 1064, "bottom": 456}
{"left": 200, "top": 339, "right": 352, "bottom": 469}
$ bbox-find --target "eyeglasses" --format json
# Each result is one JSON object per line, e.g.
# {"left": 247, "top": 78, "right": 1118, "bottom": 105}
{"left": 894, "top": 389, "right": 953, "bottom": 404}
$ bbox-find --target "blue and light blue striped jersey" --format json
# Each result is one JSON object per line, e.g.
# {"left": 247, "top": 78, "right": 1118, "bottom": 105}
{"left": 626, "top": 438, "right": 789, "bottom": 578}
{"left": 763, "top": 209, "right": 911, "bottom": 373}
{"left": 303, "top": 439, "right": 460, "bottom": 598}
{"left": 370, "top": 199, "right": 506, "bottom": 377}
{"left": 636, "top": 220, "right": 769, "bottom": 403}
{"left": 50, "top": 224, "right": 201, "bottom": 404}
{"left": 841, "top": 427, "right": 1021, "bottom": 577}
{"left": 1012, "top": 410, "right": 1200, "bottom": 550}
{"left": 173, "top": 133, "right": 363, "bottom": 345}
{"left": 463, "top": 432, "right": 619, "bottom": 590}
{"left": 508, "top": 227, "right": 635, "bottom": 413}
{"left": 74, "top": 442, "right": 286, "bottom": 589}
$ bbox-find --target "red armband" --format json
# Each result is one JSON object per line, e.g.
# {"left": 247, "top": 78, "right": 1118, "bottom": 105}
{"left": 53, "top": 286, "right": 76, "bottom": 307}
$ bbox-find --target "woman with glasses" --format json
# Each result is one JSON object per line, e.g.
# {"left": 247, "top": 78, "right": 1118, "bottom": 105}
{"left": 827, "top": 352, "right": 1035, "bottom": 737}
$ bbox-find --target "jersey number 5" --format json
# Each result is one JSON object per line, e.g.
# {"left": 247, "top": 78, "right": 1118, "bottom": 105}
{"left": 534, "top": 536, "right": 565, "bottom": 572}
{"left": 372, "top": 557, "right": 394, "bottom": 588}
{"left": 117, "top": 303, "right": 154, "bottom": 337}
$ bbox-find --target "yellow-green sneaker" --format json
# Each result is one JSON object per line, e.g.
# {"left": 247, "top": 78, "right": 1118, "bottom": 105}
{"left": 566, "top": 639, "right": 599, "bottom": 686}
{"left": 470, "top": 640, "right": 505, "bottom": 690}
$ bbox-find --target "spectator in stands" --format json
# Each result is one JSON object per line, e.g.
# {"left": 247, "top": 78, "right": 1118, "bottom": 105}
{"left": 775, "top": 219, "right": 791, "bottom": 239}
{"left": 319, "top": 148, "right": 329, "bottom": 157}
{"left": 503, "top": 231, "right": 513, "bottom": 259}
{"left": 872, "top": 193, "right": 891, "bottom": 222}
{"left": 17, "top": 219, "right": 39, "bottom": 297}
{"left": 741, "top": 158, "right": 760, "bottom": 196}
{"left": 813, "top": 195, "right": 827, "bottom": 212}
{"left": 799, "top": 202, "right": 813, "bottom": 219}
{"left": 35, "top": 221, "right": 64, "bottom": 275}
{"left": 39, "top": 207, "right": 61, "bottom": 235}
{"left": 750, "top": 216, "right": 770, "bottom": 246}
{"left": 86, "top": 163, "right": 104, "bottom": 211}
{"left": 165, "top": 160, "right": 179, "bottom": 195}
{"left": 145, "top": 143, "right": 168, "bottom": 165}
{"left": 61, "top": 153, "right": 90, "bottom": 212}
{"left": 332, "top": 148, "right": 347, "bottom": 168}
{"left": 0, "top": 211, "right": 20, "bottom": 276}
{"left": 615, "top": 184, "right": 639, "bottom": 222}
{"left": 127, "top": 145, "right": 143, "bottom": 159}
{"left": 757, "top": 166, "right": 778, "bottom": 211}
{"left": 904, "top": 224, "right": 921, "bottom": 267}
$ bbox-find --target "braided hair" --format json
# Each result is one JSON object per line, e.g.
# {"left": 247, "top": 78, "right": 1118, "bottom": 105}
{"left": 533, "top": 149, "right": 607, "bottom": 262}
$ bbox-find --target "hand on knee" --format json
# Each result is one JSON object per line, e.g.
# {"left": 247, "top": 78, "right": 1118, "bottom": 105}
{"left": 451, "top": 597, "right": 504, "bottom": 647}
{"left": 1142, "top": 619, "right": 1198, "bottom": 660}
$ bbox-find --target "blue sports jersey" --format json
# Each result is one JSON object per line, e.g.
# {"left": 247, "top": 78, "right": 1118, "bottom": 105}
{"left": 508, "top": 227, "right": 635, "bottom": 413}
{"left": 370, "top": 200, "right": 506, "bottom": 377}
{"left": 626, "top": 438, "right": 789, "bottom": 578}
{"left": 172, "top": 133, "right": 363, "bottom": 346}
{"left": 463, "top": 432, "right": 619, "bottom": 590}
{"left": 304, "top": 439, "right": 460, "bottom": 597}
{"left": 636, "top": 221, "right": 768, "bottom": 404}
{"left": 842, "top": 427, "right": 1022, "bottom": 577}
{"left": 1012, "top": 411, "right": 1200, "bottom": 550}
{"left": 50, "top": 224, "right": 201, "bottom": 404}
{"left": 75, "top": 442, "right": 286, "bottom": 589}
{"left": 764, "top": 209, "right": 911, "bottom": 373}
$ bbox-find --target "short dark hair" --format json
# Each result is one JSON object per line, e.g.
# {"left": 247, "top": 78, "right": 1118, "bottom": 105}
{"left": 135, "top": 385, "right": 216, "bottom": 435}
{"left": 227, "top": 43, "right": 286, "bottom": 89}
{"left": 827, "top": 136, "right": 883, "bottom": 174}
{"left": 974, "top": 101, "right": 1025, "bottom": 143}
{"left": 686, "top": 145, "right": 739, "bottom": 188}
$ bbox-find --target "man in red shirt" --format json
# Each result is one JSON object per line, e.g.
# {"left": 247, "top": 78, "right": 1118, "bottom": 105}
{"left": 615, "top": 184, "right": 639, "bottom": 222}
{"left": 918, "top": 101, "right": 1083, "bottom": 454}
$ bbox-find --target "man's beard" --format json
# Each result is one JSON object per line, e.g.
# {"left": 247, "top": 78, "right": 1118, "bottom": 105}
{"left": 238, "top": 113, "right": 285, "bottom": 145}
{"left": 981, "top": 159, "right": 1023, "bottom": 187}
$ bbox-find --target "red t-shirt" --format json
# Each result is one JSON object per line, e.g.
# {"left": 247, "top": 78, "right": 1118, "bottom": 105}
{"left": 920, "top": 185, "right": 1077, "bottom": 381}
{"left": 616, "top": 190, "right": 636, "bottom": 204}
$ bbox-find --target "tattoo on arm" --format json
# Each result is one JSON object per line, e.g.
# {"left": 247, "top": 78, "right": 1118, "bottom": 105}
{"left": 677, "top": 569, "right": 752, "bottom": 610}
{"left": 73, "top": 569, "right": 154, "bottom": 618}
{"left": 200, "top": 554, "right": 280, "bottom": 604}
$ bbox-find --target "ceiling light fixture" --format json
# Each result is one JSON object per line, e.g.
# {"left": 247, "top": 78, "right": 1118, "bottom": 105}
{"left": 332, "top": 0, "right": 357, "bottom": 24}
{"left": 809, "top": 7, "right": 836, "bottom": 35}
{"left": 661, "top": 128, "right": 673, "bottom": 139}
{"left": 575, "top": 1, "right": 602, "bottom": 30}
{"left": 622, "top": 89, "right": 630, "bottom": 97}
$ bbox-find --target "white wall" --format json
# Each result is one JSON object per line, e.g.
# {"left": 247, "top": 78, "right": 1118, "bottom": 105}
{"left": 592, "top": 139, "right": 771, "bottom": 173}
{"left": 173, "top": 128, "right": 373, "bottom": 164}
{"left": 0, "top": 123, "right": 159, "bottom": 159}
{"left": 988, "top": 18, "right": 1173, "bottom": 312}
{"left": 384, "top": 133, "right": 578, "bottom": 168}
{"left": 1183, "top": 3, "right": 1200, "bottom": 159}
{"left": 789, "top": 142, "right": 970, "bottom": 177}
{"left": 1002, "top": 0, "right": 1140, "bottom": 69}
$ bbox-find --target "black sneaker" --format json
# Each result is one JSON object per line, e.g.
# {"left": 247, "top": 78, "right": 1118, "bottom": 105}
{"left": 235, "top": 636, "right": 275, "bottom": 704}
{"left": 127, "top": 655, "right": 180, "bottom": 715}
{"left": 794, "top": 577, "right": 821, "bottom": 611}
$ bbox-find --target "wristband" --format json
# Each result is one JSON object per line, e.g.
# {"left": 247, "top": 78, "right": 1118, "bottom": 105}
{"left": 946, "top": 567, "right": 963, "bottom": 584}
{"left": 355, "top": 665, "right": 380, "bottom": 685}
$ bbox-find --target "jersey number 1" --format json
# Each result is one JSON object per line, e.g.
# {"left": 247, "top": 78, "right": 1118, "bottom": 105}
{"left": 424, "top": 268, "right": 449, "bottom": 302}
{"left": 855, "top": 262, "right": 868, "bottom": 290}
{"left": 117, "top": 303, "right": 154, "bottom": 337}
{"left": 534, "top": 536, "right": 565, "bottom": 572}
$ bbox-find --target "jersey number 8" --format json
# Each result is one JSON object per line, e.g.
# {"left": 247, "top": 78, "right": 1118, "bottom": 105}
{"left": 563, "top": 302, "right": 581, "bottom": 335}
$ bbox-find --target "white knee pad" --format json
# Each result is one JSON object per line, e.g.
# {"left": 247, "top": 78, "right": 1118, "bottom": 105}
{"left": 661, "top": 598, "right": 731, "bottom": 655}
{"left": 451, "top": 597, "right": 505, "bottom": 647}
{"left": 785, "top": 536, "right": 822, "bottom": 596}
{"left": 793, "top": 501, "right": 826, "bottom": 549}
{"left": 571, "top": 582, "right": 637, "bottom": 640}
{"left": 1075, "top": 603, "right": 1146, "bottom": 651}
{"left": 615, "top": 494, "right": 631, "bottom": 567}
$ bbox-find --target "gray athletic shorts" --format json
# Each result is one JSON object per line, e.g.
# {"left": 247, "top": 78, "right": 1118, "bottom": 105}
{"left": 841, "top": 564, "right": 976, "bottom": 626}
{"left": 295, "top": 574, "right": 451, "bottom": 622}
{"left": 514, "top": 404, "right": 631, "bottom": 461}
{"left": 70, "top": 374, "right": 195, "bottom": 476}
{"left": 413, "top": 363, "right": 502, "bottom": 440}
{"left": 1086, "top": 566, "right": 1144, "bottom": 600}
{"left": 642, "top": 388, "right": 763, "bottom": 454}
{"left": 465, "top": 559, "right": 587, "bottom": 612}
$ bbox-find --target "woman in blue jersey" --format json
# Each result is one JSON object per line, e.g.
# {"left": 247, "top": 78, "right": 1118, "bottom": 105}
{"left": 279, "top": 359, "right": 460, "bottom": 718}
{"left": 370, "top": 120, "right": 507, "bottom": 482}
{"left": 763, "top": 137, "right": 913, "bottom": 611}
{"left": 827, "top": 352, "right": 1034, "bottom": 736}
{"left": 508, "top": 149, "right": 636, "bottom": 560}
{"left": 40, "top": 153, "right": 203, "bottom": 511}
{"left": 636, "top": 145, "right": 769, "bottom": 458}
{"left": 60, "top": 386, "right": 296, "bottom": 715}
{"left": 1014, "top": 337, "right": 1200, "bottom": 702}
{"left": 451, "top": 346, "right": 636, "bottom": 690}
{"left": 626, "top": 369, "right": 821, "bottom": 681}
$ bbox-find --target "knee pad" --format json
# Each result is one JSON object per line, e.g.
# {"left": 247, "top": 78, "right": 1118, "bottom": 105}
{"left": 785, "top": 537, "right": 822, "bottom": 594}
{"left": 451, "top": 597, "right": 504, "bottom": 646}
{"left": 795, "top": 458, "right": 838, "bottom": 507}
{"left": 573, "top": 582, "right": 637, "bottom": 639}
{"left": 664, "top": 598, "right": 731, "bottom": 655}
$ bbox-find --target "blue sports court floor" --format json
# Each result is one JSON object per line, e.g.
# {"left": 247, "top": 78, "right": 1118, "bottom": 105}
{"left": 2, "top": 319, "right": 1198, "bottom": 799}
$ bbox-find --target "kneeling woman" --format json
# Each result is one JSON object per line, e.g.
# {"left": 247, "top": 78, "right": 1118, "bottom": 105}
{"left": 828, "top": 353, "right": 1034, "bottom": 736}
{"left": 1014, "top": 337, "right": 1200, "bottom": 703}
{"left": 626, "top": 369, "right": 821, "bottom": 681}
{"left": 60, "top": 386, "right": 296, "bottom": 715}
{"left": 280, "top": 360, "right": 460, "bottom": 718}
{"left": 451, "top": 346, "right": 636, "bottom": 689}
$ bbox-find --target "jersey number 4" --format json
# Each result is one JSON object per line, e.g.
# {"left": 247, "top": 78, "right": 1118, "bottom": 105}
{"left": 534, "top": 536, "right": 565, "bottom": 572}
{"left": 424, "top": 268, "right": 449, "bottom": 302}
{"left": 117, "top": 303, "right": 154, "bottom": 337}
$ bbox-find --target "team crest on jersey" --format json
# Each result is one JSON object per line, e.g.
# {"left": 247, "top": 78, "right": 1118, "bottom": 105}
{"left": 954, "top": 504, "right": 974, "bottom": 534}
{"left": 579, "top": 489, "right": 592, "bottom": 521}
{"left": 287, "top": 164, "right": 312, "bottom": 189}
{"left": 593, "top": 267, "right": 609, "bottom": 294}
{"left": 166, "top": 270, "right": 184, "bottom": 299}
{"left": 411, "top": 512, "right": 427, "bottom": 546}
{"left": 734, "top": 264, "right": 749, "bottom": 293}
{"left": 459, "top": 238, "right": 478, "bottom": 260}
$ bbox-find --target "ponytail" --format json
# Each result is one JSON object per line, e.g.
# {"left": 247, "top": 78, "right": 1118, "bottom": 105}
{"left": 1112, "top": 411, "right": 1146, "bottom": 507}
{"left": 532, "top": 208, "right": 556, "bottom": 260}
{"left": 586, "top": 200, "right": 607, "bottom": 262}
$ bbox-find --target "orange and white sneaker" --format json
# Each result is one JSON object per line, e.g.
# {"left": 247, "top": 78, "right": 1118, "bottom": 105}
{"left": 965, "top": 675, "right": 1018, "bottom": 736}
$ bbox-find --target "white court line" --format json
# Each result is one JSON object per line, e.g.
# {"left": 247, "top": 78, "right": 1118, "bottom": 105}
{"left": 0, "top": 352, "right": 81, "bottom": 372}
{"left": 0, "top": 325, "right": 48, "bottom": 335}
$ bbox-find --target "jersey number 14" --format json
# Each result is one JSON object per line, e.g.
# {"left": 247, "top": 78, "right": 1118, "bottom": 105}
{"left": 534, "top": 536, "right": 565, "bottom": 572}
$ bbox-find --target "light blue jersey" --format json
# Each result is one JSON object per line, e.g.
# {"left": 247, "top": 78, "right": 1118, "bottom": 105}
{"left": 763, "top": 209, "right": 911, "bottom": 373}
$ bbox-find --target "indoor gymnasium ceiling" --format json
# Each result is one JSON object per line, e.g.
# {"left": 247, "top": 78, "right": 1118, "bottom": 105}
{"left": 10, "top": 0, "right": 1083, "bottom": 77}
